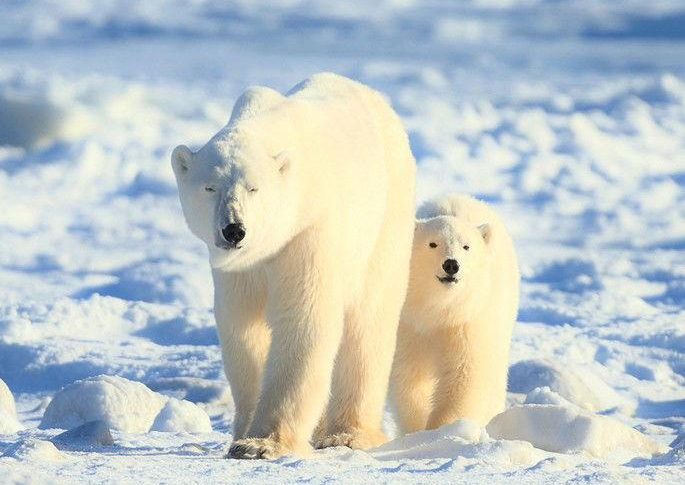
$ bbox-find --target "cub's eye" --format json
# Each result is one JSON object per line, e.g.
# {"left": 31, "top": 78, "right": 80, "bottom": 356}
{"left": 463, "top": 245, "right": 470, "bottom": 251}
{"left": 248, "top": 187, "right": 258, "bottom": 193}
{"left": 429, "top": 242, "right": 438, "bottom": 248}
{"left": 204, "top": 186, "right": 216, "bottom": 193}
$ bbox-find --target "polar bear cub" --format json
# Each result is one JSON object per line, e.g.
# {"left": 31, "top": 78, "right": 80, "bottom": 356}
{"left": 391, "top": 194, "right": 519, "bottom": 432}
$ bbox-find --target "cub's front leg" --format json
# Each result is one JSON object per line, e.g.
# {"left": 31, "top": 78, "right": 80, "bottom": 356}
{"left": 390, "top": 324, "right": 437, "bottom": 434}
{"left": 228, "top": 229, "right": 345, "bottom": 459}
{"left": 425, "top": 328, "right": 486, "bottom": 429}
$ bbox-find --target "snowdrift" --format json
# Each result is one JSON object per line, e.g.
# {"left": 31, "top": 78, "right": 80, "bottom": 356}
{"left": 150, "top": 398, "right": 211, "bottom": 433}
{"left": 371, "top": 401, "right": 663, "bottom": 466}
{"left": 487, "top": 403, "right": 665, "bottom": 461}
{"left": 508, "top": 359, "right": 629, "bottom": 412}
{"left": 0, "top": 73, "right": 93, "bottom": 149}
{"left": 372, "top": 420, "right": 546, "bottom": 467}
{"left": 1, "top": 439, "right": 65, "bottom": 462}
{"left": 0, "top": 378, "right": 22, "bottom": 434}
{"left": 39, "top": 375, "right": 211, "bottom": 434}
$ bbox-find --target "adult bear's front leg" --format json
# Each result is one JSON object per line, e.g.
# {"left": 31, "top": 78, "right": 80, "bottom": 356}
{"left": 213, "top": 270, "right": 270, "bottom": 441}
{"left": 228, "top": 229, "right": 344, "bottom": 459}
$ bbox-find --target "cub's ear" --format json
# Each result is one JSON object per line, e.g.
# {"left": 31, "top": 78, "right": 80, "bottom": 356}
{"left": 171, "top": 145, "right": 193, "bottom": 174}
{"left": 478, "top": 223, "right": 492, "bottom": 244}
{"left": 274, "top": 151, "right": 290, "bottom": 174}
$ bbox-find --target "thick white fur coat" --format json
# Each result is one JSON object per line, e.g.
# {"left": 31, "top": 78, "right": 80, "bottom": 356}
{"left": 172, "top": 73, "right": 416, "bottom": 458}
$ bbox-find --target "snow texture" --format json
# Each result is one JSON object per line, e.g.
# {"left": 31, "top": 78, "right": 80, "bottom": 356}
{"left": 0, "top": 0, "right": 684, "bottom": 483}
{"left": 151, "top": 398, "right": 212, "bottom": 433}
{"left": 2, "top": 439, "right": 65, "bottom": 462}
{"left": 39, "top": 375, "right": 210, "bottom": 434}
{"left": 371, "top": 419, "right": 546, "bottom": 466}
{"left": 508, "top": 359, "right": 629, "bottom": 412}
{"left": 39, "top": 375, "right": 168, "bottom": 433}
{"left": 51, "top": 421, "right": 115, "bottom": 449}
{"left": 0, "top": 378, "right": 22, "bottom": 434}
{"left": 487, "top": 402, "right": 666, "bottom": 460}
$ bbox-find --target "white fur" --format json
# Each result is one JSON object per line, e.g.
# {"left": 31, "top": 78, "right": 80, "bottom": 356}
{"left": 171, "top": 73, "right": 416, "bottom": 458}
{"left": 391, "top": 195, "right": 519, "bottom": 432}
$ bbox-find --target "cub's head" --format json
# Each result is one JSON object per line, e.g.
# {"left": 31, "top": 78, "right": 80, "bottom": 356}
{"left": 171, "top": 127, "right": 298, "bottom": 271}
{"left": 410, "top": 215, "right": 492, "bottom": 307}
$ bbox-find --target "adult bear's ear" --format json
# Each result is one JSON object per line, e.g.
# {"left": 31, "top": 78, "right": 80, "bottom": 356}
{"left": 274, "top": 151, "right": 290, "bottom": 174}
{"left": 229, "top": 86, "right": 285, "bottom": 126}
{"left": 171, "top": 145, "right": 193, "bottom": 174}
{"left": 478, "top": 223, "right": 492, "bottom": 244}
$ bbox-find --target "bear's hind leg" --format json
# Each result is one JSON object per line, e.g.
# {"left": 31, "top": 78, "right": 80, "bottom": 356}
{"left": 316, "top": 277, "right": 407, "bottom": 450}
{"left": 316, "top": 158, "right": 414, "bottom": 450}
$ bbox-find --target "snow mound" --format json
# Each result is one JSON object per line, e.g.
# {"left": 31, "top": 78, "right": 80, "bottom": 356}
{"left": 1, "top": 439, "right": 65, "bottom": 462}
{"left": 0, "top": 378, "right": 22, "bottom": 434}
{"left": 150, "top": 398, "right": 212, "bottom": 433}
{"left": 372, "top": 420, "right": 545, "bottom": 467}
{"left": 524, "top": 386, "right": 579, "bottom": 408}
{"left": 39, "top": 375, "right": 212, "bottom": 434}
{"left": 147, "top": 377, "right": 231, "bottom": 404}
{"left": 0, "top": 74, "right": 92, "bottom": 148}
{"left": 508, "top": 359, "right": 629, "bottom": 412}
{"left": 52, "top": 421, "right": 115, "bottom": 449}
{"left": 0, "top": 412, "right": 21, "bottom": 435}
{"left": 487, "top": 404, "right": 666, "bottom": 461}
{"left": 0, "top": 378, "right": 17, "bottom": 416}
{"left": 0, "top": 91, "right": 65, "bottom": 148}
{"left": 40, "top": 375, "right": 168, "bottom": 433}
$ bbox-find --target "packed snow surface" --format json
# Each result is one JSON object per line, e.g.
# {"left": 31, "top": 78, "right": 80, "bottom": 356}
{"left": 2, "top": 439, "right": 65, "bottom": 462}
{"left": 0, "top": 0, "right": 684, "bottom": 483}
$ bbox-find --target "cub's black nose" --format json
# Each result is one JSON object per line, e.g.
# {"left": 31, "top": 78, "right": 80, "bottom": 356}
{"left": 221, "top": 223, "right": 246, "bottom": 245}
{"left": 442, "top": 259, "right": 459, "bottom": 276}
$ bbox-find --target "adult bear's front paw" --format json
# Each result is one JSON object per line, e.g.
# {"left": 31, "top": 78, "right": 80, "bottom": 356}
{"left": 226, "top": 437, "right": 284, "bottom": 460}
{"left": 314, "top": 428, "right": 388, "bottom": 450}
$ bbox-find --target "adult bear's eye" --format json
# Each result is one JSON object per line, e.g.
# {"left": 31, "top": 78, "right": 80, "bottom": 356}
{"left": 248, "top": 187, "right": 259, "bottom": 193}
{"left": 429, "top": 242, "right": 437, "bottom": 248}
{"left": 463, "top": 245, "right": 469, "bottom": 251}
{"left": 204, "top": 186, "right": 216, "bottom": 192}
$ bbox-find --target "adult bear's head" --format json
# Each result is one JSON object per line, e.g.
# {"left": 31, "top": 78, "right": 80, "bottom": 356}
{"left": 171, "top": 122, "right": 300, "bottom": 272}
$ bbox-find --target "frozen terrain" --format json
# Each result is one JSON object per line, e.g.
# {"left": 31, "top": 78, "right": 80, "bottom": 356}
{"left": 1, "top": 0, "right": 684, "bottom": 483}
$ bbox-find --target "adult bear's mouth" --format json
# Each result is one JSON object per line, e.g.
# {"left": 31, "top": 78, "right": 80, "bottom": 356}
{"left": 436, "top": 275, "right": 458, "bottom": 284}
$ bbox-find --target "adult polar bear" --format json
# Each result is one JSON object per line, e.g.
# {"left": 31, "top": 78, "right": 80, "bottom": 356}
{"left": 171, "top": 73, "right": 416, "bottom": 459}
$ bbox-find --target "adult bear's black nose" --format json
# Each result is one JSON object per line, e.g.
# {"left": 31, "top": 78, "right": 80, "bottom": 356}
{"left": 442, "top": 259, "right": 459, "bottom": 276}
{"left": 221, "top": 223, "right": 246, "bottom": 245}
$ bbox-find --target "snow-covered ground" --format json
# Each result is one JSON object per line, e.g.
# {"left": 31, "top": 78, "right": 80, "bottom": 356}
{"left": 1, "top": 1, "right": 684, "bottom": 483}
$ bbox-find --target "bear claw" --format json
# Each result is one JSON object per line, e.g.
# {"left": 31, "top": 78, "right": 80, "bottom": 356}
{"left": 314, "top": 429, "right": 387, "bottom": 450}
{"left": 226, "top": 437, "right": 282, "bottom": 460}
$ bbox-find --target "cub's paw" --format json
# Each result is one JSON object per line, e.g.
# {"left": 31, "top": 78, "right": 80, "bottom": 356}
{"left": 314, "top": 428, "right": 387, "bottom": 450}
{"left": 226, "top": 437, "right": 283, "bottom": 460}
